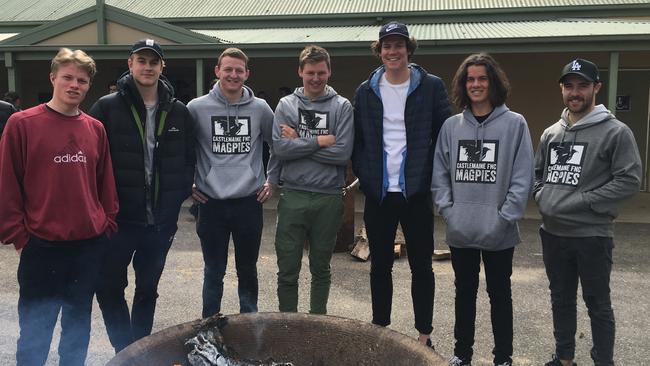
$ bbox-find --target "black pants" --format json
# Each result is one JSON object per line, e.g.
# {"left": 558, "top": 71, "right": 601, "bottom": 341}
{"left": 197, "top": 195, "right": 263, "bottom": 317}
{"left": 16, "top": 235, "right": 107, "bottom": 366}
{"left": 450, "top": 246, "right": 514, "bottom": 365}
{"left": 96, "top": 224, "right": 176, "bottom": 352}
{"left": 540, "top": 228, "right": 615, "bottom": 366}
{"left": 364, "top": 192, "right": 435, "bottom": 335}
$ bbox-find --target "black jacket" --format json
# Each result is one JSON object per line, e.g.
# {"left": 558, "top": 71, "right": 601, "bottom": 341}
{"left": 352, "top": 64, "right": 451, "bottom": 202}
{"left": 89, "top": 73, "right": 195, "bottom": 227}
{"left": 0, "top": 100, "right": 17, "bottom": 138}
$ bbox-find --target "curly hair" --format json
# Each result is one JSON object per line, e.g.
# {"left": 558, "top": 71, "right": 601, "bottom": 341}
{"left": 451, "top": 53, "right": 510, "bottom": 110}
{"left": 371, "top": 36, "right": 418, "bottom": 61}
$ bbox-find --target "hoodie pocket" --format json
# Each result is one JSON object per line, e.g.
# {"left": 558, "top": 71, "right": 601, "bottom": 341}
{"left": 537, "top": 185, "right": 589, "bottom": 219}
{"left": 589, "top": 200, "right": 619, "bottom": 219}
{"left": 206, "top": 164, "right": 258, "bottom": 198}
{"left": 445, "top": 202, "right": 510, "bottom": 246}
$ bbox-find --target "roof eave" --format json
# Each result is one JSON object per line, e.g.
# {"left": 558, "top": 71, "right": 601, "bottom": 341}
{"left": 3, "top": 34, "right": 647, "bottom": 60}
{"left": 161, "top": 3, "right": 650, "bottom": 29}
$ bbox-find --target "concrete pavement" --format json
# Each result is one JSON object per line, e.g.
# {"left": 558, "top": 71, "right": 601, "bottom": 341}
{"left": 0, "top": 192, "right": 649, "bottom": 365}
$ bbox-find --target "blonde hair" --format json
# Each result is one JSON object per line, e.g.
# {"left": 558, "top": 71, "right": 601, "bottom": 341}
{"left": 51, "top": 48, "right": 97, "bottom": 79}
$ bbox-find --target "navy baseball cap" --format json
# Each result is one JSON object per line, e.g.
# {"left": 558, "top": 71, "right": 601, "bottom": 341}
{"left": 131, "top": 38, "right": 164, "bottom": 60}
{"left": 379, "top": 21, "right": 410, "bottom": 40}
{"left": 559, "top": 58, "right": 600, "bottom": 83}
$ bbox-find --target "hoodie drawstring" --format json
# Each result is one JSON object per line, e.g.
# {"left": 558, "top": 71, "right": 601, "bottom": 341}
{"left": 559, "top": 125, "right": 578, "bottom": 154}
{"left": 235, "top": 104, "right": 240, "bottom": 130}
{"left": 474, "top": 120, "right": 487, "bottom": 161}
{"left": 226, "top": 101, "right": 231, "bottom": 132}
{"left": 224, "top": 102, "right": 241, "bottom": 133}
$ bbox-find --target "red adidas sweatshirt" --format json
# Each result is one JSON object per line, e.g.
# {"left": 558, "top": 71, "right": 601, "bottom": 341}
{"left": 0, "top": 104, "right": 118, "bottom": 250}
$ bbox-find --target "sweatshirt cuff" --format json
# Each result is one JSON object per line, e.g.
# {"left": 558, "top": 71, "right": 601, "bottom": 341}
{"left": 266, "top": 175, "right": 280, "bottom": 186}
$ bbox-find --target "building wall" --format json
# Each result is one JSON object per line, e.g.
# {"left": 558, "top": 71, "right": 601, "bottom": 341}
{"left": 35, "top": 21, "right": 177, "bottom": 47}
{"left": 106, "top": 22, "right": 176, "bottom": 45}
{"left": 38, "top": 23, "right": 98, "bottom": 45}
{"left": 614, "top": 70, "right": 650, "bottom": 189}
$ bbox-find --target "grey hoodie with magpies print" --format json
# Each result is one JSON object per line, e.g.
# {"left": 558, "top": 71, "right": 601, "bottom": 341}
{"left": 432, "top": 104, "right": 534, "bottom": 250}
{"left": 188, "top": 82, "right": 279, "bottom": 200}
{"left": 534, "top": 104, "right": 642, "bottom": 238}
{"left": 272, "top": 86, "right": 354, "bottom": 195}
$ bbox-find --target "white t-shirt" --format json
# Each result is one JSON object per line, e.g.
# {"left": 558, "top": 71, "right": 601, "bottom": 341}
{"left": 379, "top": 74, "right": 409, "bottom": 192}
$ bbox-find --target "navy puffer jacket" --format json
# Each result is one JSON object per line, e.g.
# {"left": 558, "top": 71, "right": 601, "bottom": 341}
{"left": 352, "top": 64, "right": 451, "bottom": 202}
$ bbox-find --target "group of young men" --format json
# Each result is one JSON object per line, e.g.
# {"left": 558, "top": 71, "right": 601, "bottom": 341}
{"left": 0, "top": 20, "right": 641, "bottom": 366}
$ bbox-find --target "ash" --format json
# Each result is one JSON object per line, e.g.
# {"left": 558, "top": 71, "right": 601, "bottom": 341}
{"left": 185, "top": 316, "right": 293, "bottom": 366}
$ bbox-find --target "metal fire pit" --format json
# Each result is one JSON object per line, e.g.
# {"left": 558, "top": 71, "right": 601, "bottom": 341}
{"left": 107, "top": 312, "right": 447, "bottom": 366}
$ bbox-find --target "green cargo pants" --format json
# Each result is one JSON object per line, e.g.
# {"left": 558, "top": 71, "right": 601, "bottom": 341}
{"left": 274, "top": 188, "right": 343, "bottom": 314}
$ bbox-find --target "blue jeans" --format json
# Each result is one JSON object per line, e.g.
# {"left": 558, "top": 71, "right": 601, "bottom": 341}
{"left": 450, "top": 246, "right": 514, "bottom": 365}
{"left": 541, "top": 228, "right": 615, "bottom": 366}
{"left": 16, "top": 234, "right": 107, "bottom": 366}
{"left": 364, "top": 192, "right": 435, "bottom": 335}
{"left": 96, "top": 224, "right": 176, "bottom": 352}
{"left": 197, "top": 195, "right": 263, "bottom": 317}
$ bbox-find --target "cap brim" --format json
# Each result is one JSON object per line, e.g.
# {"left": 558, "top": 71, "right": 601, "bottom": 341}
{"left": 559, "top": 72, "right": 596, "bottom": 83}
{"left": 131, "top": 47, "right": 163, "bottom": 59}
{"left": 379, "top": 32, "right": 410, "bottom": 40}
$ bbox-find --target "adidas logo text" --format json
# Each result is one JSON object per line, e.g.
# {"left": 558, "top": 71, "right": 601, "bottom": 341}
{"left": 54, "top": 152, "right": 87, "bottom": 163}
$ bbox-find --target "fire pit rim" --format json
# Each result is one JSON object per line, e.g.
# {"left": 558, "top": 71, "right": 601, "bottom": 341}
{"left": 107, "top": 312, "right": 447, "bottom": 366}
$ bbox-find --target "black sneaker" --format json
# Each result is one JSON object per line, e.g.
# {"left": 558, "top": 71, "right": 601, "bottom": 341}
{"left": 449, "top": 355, "right": 471, "bottom": 366}
{"left": 544, "top": 354, "right": 577, "bottom": 366}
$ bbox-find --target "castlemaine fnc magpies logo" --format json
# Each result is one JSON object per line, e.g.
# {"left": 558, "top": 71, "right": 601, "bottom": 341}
{"left": 53, "top": 141, "right": 87, "bottom": 164}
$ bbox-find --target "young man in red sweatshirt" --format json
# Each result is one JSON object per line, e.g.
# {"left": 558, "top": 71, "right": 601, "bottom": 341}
{"left": 0, "top": 48, "right": 118, "bottom": 366}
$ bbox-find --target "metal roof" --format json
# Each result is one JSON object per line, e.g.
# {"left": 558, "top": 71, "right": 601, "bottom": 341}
{"left": 0, "top": 0, "right": 647, "bottom": 22}
{"left": 0, "top": 0, "right": 93, "bottom": 22}
{"left": 193, "top": 18, "right": 650, "bottom": 44}
{"left": 105, "top": 0, "right": 650, "bottom": 18}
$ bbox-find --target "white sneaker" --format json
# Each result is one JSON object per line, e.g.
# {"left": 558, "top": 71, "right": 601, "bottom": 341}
{"left": 449, "top": 355, "right": 471, "bottom": 366}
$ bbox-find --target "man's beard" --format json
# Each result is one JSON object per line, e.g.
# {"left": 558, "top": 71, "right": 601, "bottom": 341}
{"left": 565, "top": 93, "right": 594, "bottom": 115}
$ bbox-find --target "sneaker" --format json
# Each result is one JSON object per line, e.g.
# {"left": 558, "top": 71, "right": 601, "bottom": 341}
{"left": 449, "top": 355, "right": 471, "bottom": 366}
{"left": 544, "top": 354, "right": 577, "bottom": 366}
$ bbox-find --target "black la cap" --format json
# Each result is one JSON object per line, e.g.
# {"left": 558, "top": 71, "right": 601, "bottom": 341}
{"left": 559, "top": 58, "right": 600, "bottom": 83}
{"left": 379, "top": 21, "right": 410, "bottom": 40}
{"left": 130, "top": 38, "right": 164, "bottom": 60}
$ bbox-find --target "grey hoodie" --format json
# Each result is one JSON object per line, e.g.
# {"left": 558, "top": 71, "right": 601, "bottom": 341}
{"left": 534, "top": 104, "right": 641, "bottom": 237}
{"left": 432, "top": 104, "right": 534, "bottom": 250}
{"left": 273, "top": 86, "right": 353, "bottom": 194}
{"left": 187, "top": 82, "right": 278, "bottom": 199}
